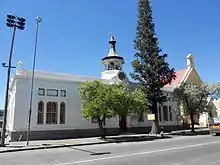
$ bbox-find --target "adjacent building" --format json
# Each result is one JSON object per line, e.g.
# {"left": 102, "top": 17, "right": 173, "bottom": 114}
{"left": 164, "top": 54, "right": 203, "bottom": 125}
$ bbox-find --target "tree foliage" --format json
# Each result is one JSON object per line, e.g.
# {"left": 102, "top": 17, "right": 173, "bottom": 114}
{"left": 78, "top": 80, "right": 148, "bottom": 136}
{"left": 173, "top": 82, "right": 219, "bottom": 132}
{"left": 111, "top": 84, "right": 149, "bottom": 130}
{"left": 131, "top": 88, "right": 149, "bottom": 116}
{"left": 79, "top": 81, "right": 113, "bottom": 123}
{"left": 111, "top": 84, "right": 148, "bottom": 116}
{"left": 209, "top": 82, "right": 220, "bottom": 100}
{"left": 130, "top": 0, "right": 176, "bottom": 134}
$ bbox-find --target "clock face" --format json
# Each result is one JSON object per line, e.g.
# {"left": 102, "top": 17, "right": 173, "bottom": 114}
{"left": 118, "top": 72, "right": 126, "bottom": 81}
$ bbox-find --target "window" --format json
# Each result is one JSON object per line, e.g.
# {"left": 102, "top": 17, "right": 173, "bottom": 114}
{"left": 38, "top": 88, "right": 45, "bottom": 96}
{"left": 163, "top": 106, "right": 169, "bottom": 121}
{"left": 37, "top": 101, "right": 44, "bottom": 124}
{"left": 47, "top": 89, "right": 58, "bottom": 97}
{"left": 158, "top": 106, "right": 162, "bottom": 121}
{"left": 46, "top": 102, "right": 58, "bottom": 124}
{"left": 60, "top": 102, "right": 66, "bottom": 124}
{"left": 169, "top": 106, "right": 172, "bottom": 121}
{"left": 60, "top": 90, "right": 66, "bottom": 97}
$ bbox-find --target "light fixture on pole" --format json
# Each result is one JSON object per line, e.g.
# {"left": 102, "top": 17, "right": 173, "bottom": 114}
{"left": 0, "top": 14, "right": 26, "bottom": 147}
{"left": 26, "top": 16, "right": 42, "bottom": 146}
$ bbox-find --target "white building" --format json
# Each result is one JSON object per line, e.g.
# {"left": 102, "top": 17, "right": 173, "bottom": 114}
{"left": 6, "top": 36, "right": 180, "bottom": 141}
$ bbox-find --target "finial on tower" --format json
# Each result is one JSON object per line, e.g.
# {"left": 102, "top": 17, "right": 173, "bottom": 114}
{"left": 108, "top": 34, "right": 117, "bottom": 56}
{"left": 101, "top": 34, "right": 125, "bottom": 78}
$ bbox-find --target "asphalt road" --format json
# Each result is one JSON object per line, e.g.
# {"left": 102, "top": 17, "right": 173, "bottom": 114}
{"left": 0, "top": 135, "right": 220, "bottom": 165}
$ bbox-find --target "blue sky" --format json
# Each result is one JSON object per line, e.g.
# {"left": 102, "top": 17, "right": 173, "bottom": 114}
{"left": 0, "top": 0, "right": 220, "bottom": 108}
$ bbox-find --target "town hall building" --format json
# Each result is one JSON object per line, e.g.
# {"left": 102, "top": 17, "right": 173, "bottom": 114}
{"left": 6, "top": 36, "right": 199, "bottom": 141}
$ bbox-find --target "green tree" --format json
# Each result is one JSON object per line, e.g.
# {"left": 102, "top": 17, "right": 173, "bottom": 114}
{"left": 174, "top": 82, "right": 215, "bottom": 132}
{"left": 78, "top": 80, "right": 114, "bottom": 138}
{"left": 111, "top": 84, "right": 148, "bottom": 131}
{"left": 130, "top": 88, "right": 149, "bottom": 122}
{"left": 79, "top": 81, "right": 148, "bottom": 136}
{"left": 110, "top": 84, "right": 130, "bottom": 130}
{"left": 210, "top": 82, "right": 220, "bottom": 100}
{"left": 131, "top": 0, "right": 176, "bottom": 134}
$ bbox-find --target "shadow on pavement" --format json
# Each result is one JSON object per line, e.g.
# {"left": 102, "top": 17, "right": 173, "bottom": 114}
{"left": 69, "top": 147, "right": 111, "bottom": 156}
{"left": 100, "top": 135, "right": 172, "bottom": 143}
{"left": 6, "top": 144, "right": 43, "bottom": 148}
{"left": 167, "top": 130, "right": 210, "bottom": 136}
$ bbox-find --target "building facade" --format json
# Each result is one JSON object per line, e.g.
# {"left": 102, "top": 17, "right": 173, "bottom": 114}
{"left": 6, "top": 36, "right": 181, "bottom": 141}
{"left": 164, "top": 53, "right": 204, "bottom": 125}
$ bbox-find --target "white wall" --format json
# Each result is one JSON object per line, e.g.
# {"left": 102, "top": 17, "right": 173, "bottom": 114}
{"left": 212, "top": 100, "right": 220, "bottom": 117}
{"left": 11, "top": 76, "right": 119, "bottom": 132}
{"left": 8, "top": 72, "right": 181, "bottom": 134}
{"left": 7, "top": 80, "right": 16, "bottom": 132}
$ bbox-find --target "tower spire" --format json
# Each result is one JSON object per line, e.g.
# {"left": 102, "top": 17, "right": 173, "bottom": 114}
{"left": 108, "top": 35, "right": 117, "bottom": 56}
{"left": 101, "top": 34, "right": 126, "bottom": 80}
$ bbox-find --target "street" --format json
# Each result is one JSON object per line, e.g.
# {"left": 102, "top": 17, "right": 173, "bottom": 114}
{"left": 0, "top": 135, "right": 220, "bottom": 165}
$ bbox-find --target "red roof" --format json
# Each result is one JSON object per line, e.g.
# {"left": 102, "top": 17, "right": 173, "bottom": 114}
{"left": 165, "top": 69, "right": 187, "bottom": 87}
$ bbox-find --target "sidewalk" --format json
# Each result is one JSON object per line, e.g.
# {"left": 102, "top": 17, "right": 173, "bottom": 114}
{"left": 0, "top": 128, "right": 210, "bottom": 153}
{"left": 0, "top": 136, "right": 109, "bottom": 153}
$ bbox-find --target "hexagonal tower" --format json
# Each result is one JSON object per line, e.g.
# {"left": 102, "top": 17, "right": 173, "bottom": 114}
{"left": 101, "top": 35, "right": 127, "bottom": 82}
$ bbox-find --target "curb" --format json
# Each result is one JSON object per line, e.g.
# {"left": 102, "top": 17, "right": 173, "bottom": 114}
{"left": 170, "top": 130, "right": 210, "bottom": 136}
{"left": 0, "top": 141, "right": 111, "bottom": 154}
{"left": 0, "top": 130, "right": 211, "bottom": 154}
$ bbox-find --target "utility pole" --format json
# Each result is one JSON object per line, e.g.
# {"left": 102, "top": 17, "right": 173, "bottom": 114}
{"left": 0, "top": 14, "right": 26, "bottom": 147}
{"left": 26, "top": 16, "right": 42, "bottom": 146}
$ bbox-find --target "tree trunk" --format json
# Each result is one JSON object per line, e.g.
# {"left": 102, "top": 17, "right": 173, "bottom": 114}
{"left": 150, "top": 102, "right": 160, "bottom": 135}
{"left": 176, "top": 114, "right": 181, "bottom": 126}
{"left": 98, "top": 117, "right": 106, "bottom": 139}
{"left": 151, "top": 120, "right": 160, "bottom": 134}
{"left": 119, "top": 115, "right": 127, "bottom": 132}
{"left": 190, "top": 113, "right": 195, "bottom": 132}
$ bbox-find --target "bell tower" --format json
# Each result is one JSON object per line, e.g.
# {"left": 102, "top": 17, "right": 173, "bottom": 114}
{"left": 101, "top": 35, "right": 127, "bottom": 82}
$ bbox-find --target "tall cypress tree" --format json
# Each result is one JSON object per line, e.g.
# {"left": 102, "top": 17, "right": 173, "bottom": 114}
{"left": 131, "top": 0, "right": 176, "bottom": 134}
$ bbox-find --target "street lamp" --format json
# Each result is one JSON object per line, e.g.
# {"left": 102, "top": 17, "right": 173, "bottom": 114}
{"left": 26, "top": 16, "right": 42, "bottom": 146}
{"left": 0, "top": 14, "right": 26, "bottom": 147}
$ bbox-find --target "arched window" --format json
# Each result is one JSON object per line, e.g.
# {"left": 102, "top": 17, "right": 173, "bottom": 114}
{"left": 60, "top": 102, "right": 66, "bottom": 124}
{"left": 46, "top": 102, "right": 57, "bottom": 124}
{"left": 37, "top": 101, "right": 44, "bottom": 124}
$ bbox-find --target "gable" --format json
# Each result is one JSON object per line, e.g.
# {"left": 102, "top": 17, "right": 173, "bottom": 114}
{"left": 164, "top": 66, "right": 202, "bottom": 89}
{"left": 183, "top": 68, "right": 202, "bottom": 85}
